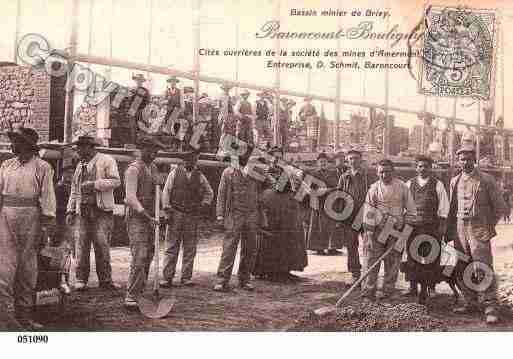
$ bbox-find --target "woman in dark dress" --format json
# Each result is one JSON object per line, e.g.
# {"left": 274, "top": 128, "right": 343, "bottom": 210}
{"left": 253, "top": 163, "right": 307, "bottom": 282}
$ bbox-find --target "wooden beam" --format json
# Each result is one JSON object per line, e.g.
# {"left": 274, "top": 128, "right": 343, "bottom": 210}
{"left": 63, "top": 0, "right": 79, "bottom": 144}
{"left": 73, "top": 53, "right": 511, "bottom": 133}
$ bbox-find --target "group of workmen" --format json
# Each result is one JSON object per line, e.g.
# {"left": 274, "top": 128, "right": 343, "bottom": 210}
{"left": 0, "top": 124, "right": 506, "bottom": 330}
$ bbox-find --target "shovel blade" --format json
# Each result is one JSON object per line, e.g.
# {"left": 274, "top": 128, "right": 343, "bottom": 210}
{"left": 312, "top": 306, "right": 337, "bottom": 318}
{"left": 138, "top": 295, "right": 176, "bottom": 319}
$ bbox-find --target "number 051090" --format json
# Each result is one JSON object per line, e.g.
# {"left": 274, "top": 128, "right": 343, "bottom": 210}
{"left": 17, "top": 335, "right": 48, "bottom": 344}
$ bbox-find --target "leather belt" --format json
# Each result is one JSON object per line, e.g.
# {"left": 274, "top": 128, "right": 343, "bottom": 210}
{"left": 2, "top": 195, "right": 39, "bottom": 207}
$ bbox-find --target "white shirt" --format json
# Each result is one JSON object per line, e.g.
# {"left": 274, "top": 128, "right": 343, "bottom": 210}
{"left": 405, "top": 176, "right": 450, "bottom": 218}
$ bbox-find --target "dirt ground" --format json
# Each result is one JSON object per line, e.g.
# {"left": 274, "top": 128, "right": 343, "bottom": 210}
{"left": 35, "top": 223, "right": 513, "bottom": 331}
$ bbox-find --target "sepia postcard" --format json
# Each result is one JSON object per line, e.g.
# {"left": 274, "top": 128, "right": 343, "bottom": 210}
{"left": 1, "top": 1, "right": 513, "bottom": 353}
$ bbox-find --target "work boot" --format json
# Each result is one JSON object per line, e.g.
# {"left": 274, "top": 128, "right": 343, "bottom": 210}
{"left": 16, "top": 308, "right": 44, "bottom": 330}
{"left": 484, "top": 306, "right": 500, "bottom": 325}
{"left": 213, "top": 282, "right": 231, "bottom": 292}
{"left": 123, "top": 296, "right": 138, "bottom": 310}
{"left": 326, "top": 249, "right": 342, "bottom": 256}
{"left": 453, "top": 304, "right": 479, "bottom": 315}
{"left": 239, "top": 282, "right": 255, "bottom": 291}
{"left": 99, "top": 281, "right": 120, "bottom": 291}
{"left": 74, "top": 281, "right": 87, "bottom": 291}
{"left": 180, "top": 279, "right": 195, "bottom": 287}
{"left": 159, "top": 280, "right": 175, "bottom": 288}
{"left": 348, "top": 275, "right": 361, "bottom": 288}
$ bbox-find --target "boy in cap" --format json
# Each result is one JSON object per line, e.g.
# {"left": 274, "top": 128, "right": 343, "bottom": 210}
{"left": 66, "top": 135, "right": 121, "bottom": 291}
{"left": 123, "top": 136, "right": 164, "bottom": 308}
{"left": 0, "top": 127, "right": 56, "bottom": 330}
{"left": 161, "top": 149, "right": 214, "bottom": 287}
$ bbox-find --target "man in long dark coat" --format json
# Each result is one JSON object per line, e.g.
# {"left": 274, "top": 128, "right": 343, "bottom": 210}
{"left": 307, "top": 152, "right": 341, "bottom": 255}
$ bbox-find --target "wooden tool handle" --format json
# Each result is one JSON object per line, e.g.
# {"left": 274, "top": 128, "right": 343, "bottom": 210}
{"left": 153, "top": 184, "right": 161, "bottom": 292}
{"left": 335, "top": 239, "right": 397, "bottom": 307}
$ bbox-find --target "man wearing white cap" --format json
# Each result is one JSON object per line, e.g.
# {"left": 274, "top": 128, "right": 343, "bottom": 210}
{"left": 446, "top": 145, "right": 505, "bottom": 324}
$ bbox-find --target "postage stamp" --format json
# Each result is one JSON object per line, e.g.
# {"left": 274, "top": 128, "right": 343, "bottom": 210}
{"left": 418, "top": 6, "right": 496, "bottom": 99}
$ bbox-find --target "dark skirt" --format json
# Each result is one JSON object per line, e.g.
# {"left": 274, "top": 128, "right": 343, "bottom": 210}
{"left": 405, "top": 223, "right": 441, "bottom": 284}
{"left": 252, "top": 190, "right": 307, "bottom": 276}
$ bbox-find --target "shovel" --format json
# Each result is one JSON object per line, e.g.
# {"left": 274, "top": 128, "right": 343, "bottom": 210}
{"left": 312, "top": 238, "right": 398, "bottom": 318}
{"left": 138, "top": 184, "right": 176, "bottom": 319}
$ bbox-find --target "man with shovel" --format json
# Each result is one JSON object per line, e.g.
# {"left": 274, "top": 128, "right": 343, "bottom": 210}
{"left": 361, "top": 159, "right": 416, "bottom": 300}
{"left": 123, "top": 137, "right": 164, "bottom": 309}
{"left": 160, "top": 149, "right": 213, "bottom": 288}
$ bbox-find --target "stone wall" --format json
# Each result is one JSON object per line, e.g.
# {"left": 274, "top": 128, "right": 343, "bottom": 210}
{"left": 0, "top": 66, "right": 51, "bottom": 141}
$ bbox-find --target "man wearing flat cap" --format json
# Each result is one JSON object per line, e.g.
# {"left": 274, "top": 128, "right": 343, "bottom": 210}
{"left": 336, "top": 148, "right": 368, "bottom": 284}
{"left": 307, "top": 151, "right": 340, "bottom": 255}
{"left": 446, "top": 145, "right": 505, "bottom": 324}
{"left": 66, "top": 135, "right": 121, "bottom": 292}
{"left": 123, "top": 136, "right": 164, "bottom": 308}
{"left": 161, "top": 149, "right": 213, "bottom": 287}
{"left": 0, "top": 127, "right": 56, "bottom": 330}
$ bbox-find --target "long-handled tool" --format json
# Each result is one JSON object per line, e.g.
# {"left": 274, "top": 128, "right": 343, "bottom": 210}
{"left": 313, "top": 239, "right": 397, "bottom": 317}
{"left": 139, "top": 184, "right": 176, "bottom": 319}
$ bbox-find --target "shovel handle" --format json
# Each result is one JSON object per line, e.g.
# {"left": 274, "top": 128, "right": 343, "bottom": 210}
{"left": 153, "top": 184, "right": 161, "bottom": 292}
{"left": 334, "top": 236, "right": 398, "bottom": 307}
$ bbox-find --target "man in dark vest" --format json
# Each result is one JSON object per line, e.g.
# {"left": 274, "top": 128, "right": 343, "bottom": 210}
{"left": 255, "top": 92, "right": 270, "bottom": 144}
{"left": 446, "top": 145, "right": 505, "bottom": 324}
{"left": 161, "top": 150, "right": 214, "bottom": 287}
{"left": 123, "top": 136, "right": 164, "bottom": 308}
{"left": 403, "top": 155, "right": 449, "bottom": 303}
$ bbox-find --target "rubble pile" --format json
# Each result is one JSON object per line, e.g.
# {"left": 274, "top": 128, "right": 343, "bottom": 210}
{"left": 497, "top": 282, "right": 513, "bottom": 307}
{"left": 292, "top": 301, "right": 447, "bottom": 331}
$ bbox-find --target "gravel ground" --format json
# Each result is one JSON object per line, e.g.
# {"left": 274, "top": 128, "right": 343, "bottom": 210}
{"left": 30, "top": 224, "right": 513, "bottom": 331}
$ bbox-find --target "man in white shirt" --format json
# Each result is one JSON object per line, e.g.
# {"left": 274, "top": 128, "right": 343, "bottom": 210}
{"left": 403, "top": 155, "right": 449, "bottom": 303}
{"left": 362, "top": 159, "right": 416, "bottom": 300}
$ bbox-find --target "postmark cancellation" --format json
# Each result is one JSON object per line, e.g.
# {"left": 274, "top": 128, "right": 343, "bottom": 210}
{"left": 418, "top": 6, "right": 496, "bottom": 100}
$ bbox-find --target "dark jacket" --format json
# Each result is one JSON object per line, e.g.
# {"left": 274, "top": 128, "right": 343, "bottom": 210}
{"left": 446, "top": 170, "right": 505, "bottom": 242}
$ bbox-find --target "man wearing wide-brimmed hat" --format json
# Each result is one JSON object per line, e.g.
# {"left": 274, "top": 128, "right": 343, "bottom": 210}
{"left": 0, "top": 127, "right": 56, "bottom": 330}
{"left": 161, "top": 149, "right": 213, "bottom": 288}
{"left": 255, "top": 91, "right": 271, "bottom": 142}
{"left": 217, "top": 83, "right": 237, "bottom": 155}
{"left": 298, "top": 96, "right": 317, "bottom": 121}
{"left": 123, "top": 136, "right": 165, "bottom": 308}
{"left": 446, "top": 145, "right": 505, "bottom": 324}
{"left": 165, "top": 75, "right": 183, "bottom": 119}
{"left": 130, "top": 74, "right": 151, "bottom": 145}
{"left": 66, "top": 135, "right": 121, "bottom": 292}
{"left": 234, "top": 89, "right": 255, "bottom": 148}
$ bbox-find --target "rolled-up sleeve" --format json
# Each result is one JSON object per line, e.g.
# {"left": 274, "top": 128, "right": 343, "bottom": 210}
{"left": 124, "top": 166, "right": 143, "bottom": 213}
{"left": 161, "top": 167, "right": 177, "bottom": 210}
{"left": 436, "top": 180, "right": 450, "bottom": 218}
{"left": 94, "top": 155, "right": 121, "bottom": 192}
{"left": 39, "top": 162, "right": 56, "bottom": 218}
{"left": 216, "top": 169, "right": 228, "bottom": 218}
{"left": 199, "top": 173, "right": 214, "bottom": 205}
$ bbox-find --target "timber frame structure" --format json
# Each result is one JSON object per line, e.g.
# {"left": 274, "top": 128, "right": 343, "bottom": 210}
{"left": 8, "top": 0, "right": 513, "bottom": 171}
